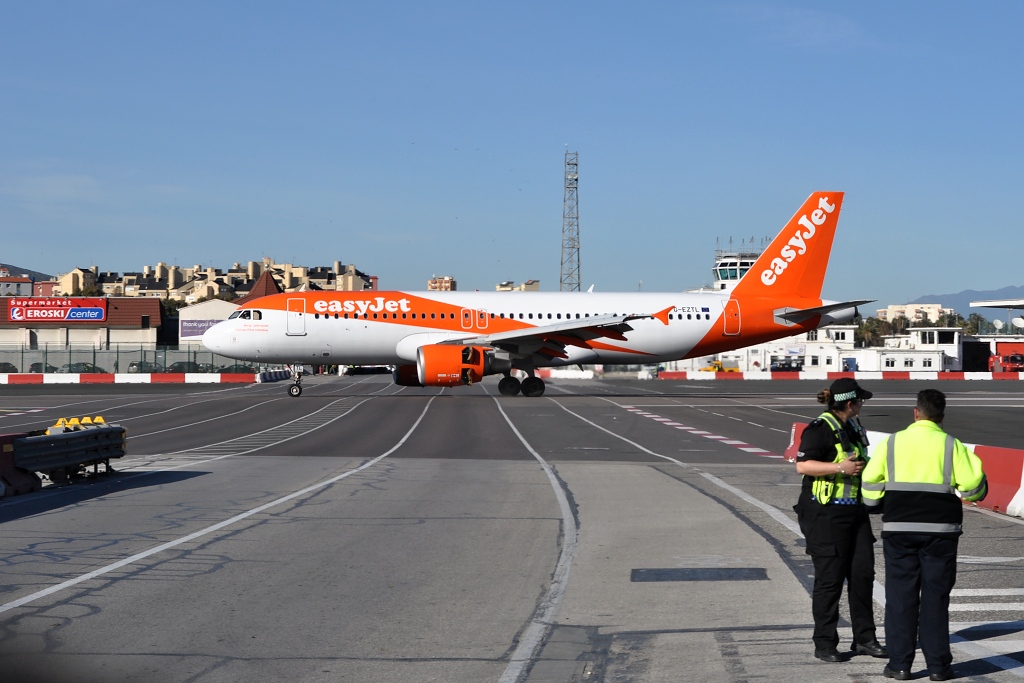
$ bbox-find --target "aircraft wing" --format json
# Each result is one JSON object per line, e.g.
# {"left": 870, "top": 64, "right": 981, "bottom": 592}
{"left": 773, "top": 299, "right": 875, "bottom": 324}
{"left": 443, "top": 313, "right": 654, "bottom": 361}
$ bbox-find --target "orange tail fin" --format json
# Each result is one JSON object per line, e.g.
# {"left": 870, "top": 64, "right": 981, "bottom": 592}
{"left": 732, "top": 191, "right": 844, "bottom": 300}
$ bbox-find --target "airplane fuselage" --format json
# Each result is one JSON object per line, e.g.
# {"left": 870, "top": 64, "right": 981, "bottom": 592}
{"left": 202, "top": 289, "right": 829, "bottom": 366}
{"left": 201, "top": 192, "right": 865, "bottom": 397}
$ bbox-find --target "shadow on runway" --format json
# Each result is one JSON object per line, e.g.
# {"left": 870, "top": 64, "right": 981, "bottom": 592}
{"left": 0, "top": 470, "right": 207, "bottom": 523}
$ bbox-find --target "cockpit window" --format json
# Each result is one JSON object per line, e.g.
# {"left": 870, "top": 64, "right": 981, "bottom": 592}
{"left": 252, "top": 310, "right": 262, "bottom": 320}
{"left": 228, "top": 311, "right": 241, "bottom": 319}
{"left": 240, "top": 311, "right": 251, "bottom": 320}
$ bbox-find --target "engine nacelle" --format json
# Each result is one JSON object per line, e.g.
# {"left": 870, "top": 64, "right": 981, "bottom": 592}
{"left": 392, "top": 364, "right": 423, "bottom": 387}
{"left": 416, "top": 345, "right": 491, "bottom": 387}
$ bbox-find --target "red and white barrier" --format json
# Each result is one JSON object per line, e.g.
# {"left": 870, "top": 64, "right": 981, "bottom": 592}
{"left": 658, "top": 371, "right": 1024, "bottom": 381}
{"left": 257, "top": 370, "right": 292, "bottom": 383}
{"left": 784, "top": 422, "right": 1024, "bottom": 518}
{"left": 0, "top": 373, "right": 257, "bottom": 385}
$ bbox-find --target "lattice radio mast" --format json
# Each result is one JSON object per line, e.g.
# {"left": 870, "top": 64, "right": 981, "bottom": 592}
{"left": 560, "top": 151, "right": 581, "bottom": 292}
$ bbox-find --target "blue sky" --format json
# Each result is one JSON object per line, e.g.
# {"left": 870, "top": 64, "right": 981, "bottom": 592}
{"left": 2, "top": 2, "right": 1022, "bottom": 308}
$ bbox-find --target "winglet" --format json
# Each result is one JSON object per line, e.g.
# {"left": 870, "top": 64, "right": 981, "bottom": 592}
{"left": 653, "top": 306, "right": 673, "bottom": 326}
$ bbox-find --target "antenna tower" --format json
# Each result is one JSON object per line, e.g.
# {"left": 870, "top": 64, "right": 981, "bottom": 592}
{"left": 560, "top": 151, "right": 581, "bottom": 291}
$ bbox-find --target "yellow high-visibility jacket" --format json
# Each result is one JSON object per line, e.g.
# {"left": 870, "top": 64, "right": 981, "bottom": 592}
{"left": 861, "top": 420, "right": 987, "bottom": 537}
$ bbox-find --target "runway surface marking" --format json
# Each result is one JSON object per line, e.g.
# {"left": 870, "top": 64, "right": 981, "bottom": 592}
{"left": 128, "top": 399, "right": 284, "bottom": 438}
{"left": 0, "top": 408, "right": 43, "bottom": 417}
{"left": 132, "top": 396, "right": 372, "bottom": 459}
{"left": 548, "top": 396, "right": 1024, "bottom": 677}
{"left": 620, "top": 405, "right": 781, "bottom": 458}
{"left": 489, "top": 389, "right": 578, "bottom": 683}
{"left": 0, "top": 395, "right": 439, "bottom": 617}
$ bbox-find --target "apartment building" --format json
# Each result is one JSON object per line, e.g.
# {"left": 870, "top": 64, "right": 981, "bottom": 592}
{"left": 53, "top": 259, "right": 376, "bottom": 302}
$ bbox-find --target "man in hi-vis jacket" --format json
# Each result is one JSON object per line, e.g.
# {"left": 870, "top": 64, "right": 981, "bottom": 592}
{"left": 861, "top": 389, "right": 987, "bottom": 682}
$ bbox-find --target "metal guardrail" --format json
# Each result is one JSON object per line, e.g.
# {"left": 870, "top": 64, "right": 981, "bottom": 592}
{"left": 0, "top": 416, "right": 127, "bottom": 494}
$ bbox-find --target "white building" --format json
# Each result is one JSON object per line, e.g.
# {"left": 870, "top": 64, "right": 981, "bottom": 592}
{"left": 876, "top": 303, "right": 953, "bottom": 323}
{"left": 178, "top": 299, "right": 239, "bottom": 347}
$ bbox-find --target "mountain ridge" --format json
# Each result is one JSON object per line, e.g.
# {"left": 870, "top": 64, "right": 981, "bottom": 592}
{"left": 911, "top": 286, "right": 1024, "bottom": 321}
{"left": 0, "top": 263, "right": 54, "bottom": 283}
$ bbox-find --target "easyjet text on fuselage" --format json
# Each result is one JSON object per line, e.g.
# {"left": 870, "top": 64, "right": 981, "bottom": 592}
{"left": 313, "top": 297, "right": 413, "bottom": 315}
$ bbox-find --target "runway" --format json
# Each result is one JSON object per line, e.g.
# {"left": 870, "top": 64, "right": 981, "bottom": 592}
{"left": 1, "top": 376, "right": 1023, "bottom": 682}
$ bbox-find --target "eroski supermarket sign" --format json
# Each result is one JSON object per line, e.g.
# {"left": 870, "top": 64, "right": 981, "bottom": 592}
{"left": 7, "top": 297, "right": 108, "bottom": 323}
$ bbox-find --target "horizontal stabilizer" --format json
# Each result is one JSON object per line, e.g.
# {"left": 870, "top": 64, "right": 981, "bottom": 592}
{"left": 773, "top": 299, "right": 874, "bottom": 325}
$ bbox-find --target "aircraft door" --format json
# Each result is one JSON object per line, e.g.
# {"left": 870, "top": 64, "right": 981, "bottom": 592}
{"left": 287, "top": 298, "right": 306, "bottom": 336}
{"left": 723, "top": 299, "right": 741, "bottom": 336}
{"left": 461, "top": 308, "right": 472, "bottom": 330}
{"left": 477, "top": 309, "right": 488, "bottom": 330}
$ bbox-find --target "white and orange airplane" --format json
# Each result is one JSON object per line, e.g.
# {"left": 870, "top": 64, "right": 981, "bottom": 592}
{"left": 202, "top": 191, "right": 869, "bottom": 397}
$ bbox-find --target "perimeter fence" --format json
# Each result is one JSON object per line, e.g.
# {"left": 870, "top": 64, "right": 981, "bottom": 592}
{"left": 0, "top": 344, "right": 285, "bottom": 374}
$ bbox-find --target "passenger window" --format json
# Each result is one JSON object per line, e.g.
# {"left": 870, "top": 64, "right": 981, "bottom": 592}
{"left": 687, "top": 314, "right": 692, "bottom": 320}
{"left": 431, "top": 313, "right": 436, "bottom": 319}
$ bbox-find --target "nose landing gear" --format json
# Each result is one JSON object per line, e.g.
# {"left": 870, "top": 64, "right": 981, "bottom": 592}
{"left": 288, "top": 364, "right": 303, "bottom": 397}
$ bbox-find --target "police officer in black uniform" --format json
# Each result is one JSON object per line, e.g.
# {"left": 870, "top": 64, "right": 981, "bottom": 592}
{"left": 794, "top": 377, "right": 886, "bottom": 663}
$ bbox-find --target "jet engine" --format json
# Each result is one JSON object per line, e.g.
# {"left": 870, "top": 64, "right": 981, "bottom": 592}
{"left": 415, "top": 344, "right": 509, "bottom": 387}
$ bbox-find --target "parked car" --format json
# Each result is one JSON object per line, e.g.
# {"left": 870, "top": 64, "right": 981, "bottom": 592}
{"left": 28, "top": 362, "right": 58, "bottom": 373}
{"left": 769, "top": 359, "right": 804, "bottom": 372}
{"left": 127, "top": 361, "right": 165, "bottom": 373}
{"left": 217, "top": 363, "right": 258, "bottom": 373}
{"left": 58, "top": 362, "right": 109, "bottom": 374}
{"left": 0, "top": 362, "right": 19, "bottom": 373}
{"left": 165, "top": 361, "right": 207, "bottom": 373}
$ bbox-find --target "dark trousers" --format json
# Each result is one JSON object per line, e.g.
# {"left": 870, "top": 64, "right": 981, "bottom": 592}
{"left": 797, "top": 498, "right": 878, "bottom": 650}
{"left": 883, "top": 534, "right": 958, "bottom": 673}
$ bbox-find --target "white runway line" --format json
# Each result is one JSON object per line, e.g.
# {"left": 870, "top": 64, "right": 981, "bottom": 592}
{"left": 491, "top": 391, "right": 578, "bottom": 683}
{"left": 559, "top": 397, "right": 1024, "bottom": 678}
{"left": 0, "top": 396, "right": 438, "bottom": 616}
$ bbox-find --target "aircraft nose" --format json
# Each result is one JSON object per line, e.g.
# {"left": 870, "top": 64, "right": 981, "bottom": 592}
{"left": 202, "top": 322, "right": 228, "bottom": 354}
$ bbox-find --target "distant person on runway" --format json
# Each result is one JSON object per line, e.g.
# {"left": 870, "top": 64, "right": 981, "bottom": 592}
{"left": 794, "top": 377, "right": 886, "bottom": 663}
{"left": 861, "top": 389, "right": 987, "bottom": 682}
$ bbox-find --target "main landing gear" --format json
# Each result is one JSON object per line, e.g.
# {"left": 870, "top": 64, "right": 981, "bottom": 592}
{"left": 498, "top": 373, "right": 545, "bottom": 397}
{"left": 498, "top": 376, "right": 520, "bottom": 396}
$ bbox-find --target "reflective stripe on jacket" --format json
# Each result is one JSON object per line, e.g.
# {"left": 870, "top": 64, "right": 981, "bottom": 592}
{"left": 808, "top": 411, "right": 866, "bottom": 504}
{"left": 861, "top": 420, "right": 987, "bottom": 536}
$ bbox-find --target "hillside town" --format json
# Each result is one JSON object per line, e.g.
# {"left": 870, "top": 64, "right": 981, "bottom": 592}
{"left": 1, "top": 259, "right": 1023, "bottom": 376}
